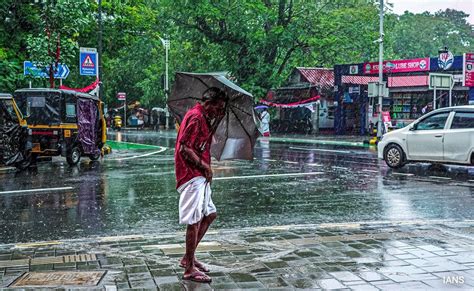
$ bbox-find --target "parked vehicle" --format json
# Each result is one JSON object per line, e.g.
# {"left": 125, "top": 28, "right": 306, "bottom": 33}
{"left": 378, "top": 106, "right": 474, "bottom": 168}
{"left": 9, "top": 88, "right": 107, "bottom": 167}
{"left": 0, "top": 93, "right": 31, "bottom": 169}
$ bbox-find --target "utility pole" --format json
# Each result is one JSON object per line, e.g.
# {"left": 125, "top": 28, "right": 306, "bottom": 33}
{"left": 377, "top": 0, "right": 384, "bottom": 138}
{"left": 98, "top": 0, "right": 103, "bottom": 99}
{"left": 159, "top": 37, "right": 170, "bottom": 130}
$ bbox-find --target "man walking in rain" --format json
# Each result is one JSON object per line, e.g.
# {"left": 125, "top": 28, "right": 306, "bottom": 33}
{"left": 174, "top": 87, "right": 227, "bottom": 283}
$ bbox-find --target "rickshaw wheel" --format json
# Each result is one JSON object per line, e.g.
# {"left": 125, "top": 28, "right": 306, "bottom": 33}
{"left": 66, "top": 146, "right": 81, "bottom": 166}
{"left": 89, "top": 152, "right": 101, "bottom": 161}
{"left": 15, "top": 151, "right": 34, "bottom": 171}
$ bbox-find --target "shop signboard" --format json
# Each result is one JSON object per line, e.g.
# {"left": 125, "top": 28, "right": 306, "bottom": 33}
{"left": 438, "top": 51, "right": 454, "bottom": 70}
{"left": 349, "top": 65, "right": 358, "bottom": 75}
{"left": 463, "top": 53, "right": 474, "bottom": 87}
{"left": 363, "top": 58, "right": 430, "bottom": 74}
{"left": 348, "top": 86, "right": 360, "bottom": 94}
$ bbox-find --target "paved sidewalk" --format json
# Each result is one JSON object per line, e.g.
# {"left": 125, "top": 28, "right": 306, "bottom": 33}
{"left": 0, "top": 220, "right": 473, "bottom": 290}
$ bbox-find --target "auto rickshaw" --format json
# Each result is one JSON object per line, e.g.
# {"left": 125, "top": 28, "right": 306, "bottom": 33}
{"left": 0, "top": 93, "right": 31, "bottom": 169}
{"left": 9, "top": 88, "right": 107, "bottom": 167}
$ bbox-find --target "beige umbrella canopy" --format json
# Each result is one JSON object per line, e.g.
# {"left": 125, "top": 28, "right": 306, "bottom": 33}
{"left": 168, "top": 72, "right": 258, "bottom": 161}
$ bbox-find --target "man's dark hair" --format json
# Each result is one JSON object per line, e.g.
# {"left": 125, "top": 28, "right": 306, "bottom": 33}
{"left": 202, "top": 87, "right": 228, "bottom": 104}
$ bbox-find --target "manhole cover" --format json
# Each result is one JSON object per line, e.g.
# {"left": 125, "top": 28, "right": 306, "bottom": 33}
{"left": 11, "top": 271, "right": 106, "bottom": 287}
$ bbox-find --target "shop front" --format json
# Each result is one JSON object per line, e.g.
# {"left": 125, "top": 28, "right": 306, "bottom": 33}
{"left": 334, "top": 52, "right": 474, "bottom": 135}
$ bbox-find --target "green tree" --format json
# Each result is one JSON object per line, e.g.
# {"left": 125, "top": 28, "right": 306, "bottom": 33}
{"left": 387, "top": 9, "right": 474, "bottom": 59}
{"left": 26, "top": 0, "right": 93, "bottom": 88}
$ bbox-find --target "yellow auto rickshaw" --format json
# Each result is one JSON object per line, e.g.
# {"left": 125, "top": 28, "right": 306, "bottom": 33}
{"left": 7, "top": 88, "right": 107, "bottom": 167}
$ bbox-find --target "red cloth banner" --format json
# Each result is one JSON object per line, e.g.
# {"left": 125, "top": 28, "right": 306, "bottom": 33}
{"left": 364, "top": 58, "right": 430, "bottom": 74}
{"left": 60, "top": 79, "right": 100, "bottom": 93}
{"left": 464, "top": 53, "right": 474, "bottom": 87}
{"left": 260, "top": 95, "right": 320, "bottom": 108}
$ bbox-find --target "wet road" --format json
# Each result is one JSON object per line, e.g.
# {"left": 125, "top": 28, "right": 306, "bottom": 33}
{"left": 0, "top": 130, "right": 473, "bottom": 244}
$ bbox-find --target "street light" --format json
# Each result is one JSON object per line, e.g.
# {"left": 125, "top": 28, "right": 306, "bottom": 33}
{"left": 159, "top": 37, "right": 170, "bottom": 130}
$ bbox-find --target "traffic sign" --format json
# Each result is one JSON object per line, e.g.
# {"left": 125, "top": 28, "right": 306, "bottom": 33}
{"left": 24, "top": 61, "right": 70, "bottom": 79}
{"left": 80, "top": 47, "right": 97, "bottom": 76}
{"left": 117, "top": 92, "right": 126, "bottom": 101}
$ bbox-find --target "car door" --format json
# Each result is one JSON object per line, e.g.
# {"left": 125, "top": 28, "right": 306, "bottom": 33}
{"left": 406, "top": 112, "right": 450, "bottom": 161}
{"left": 443, "top": 111, "right": 474, "bottom": 163}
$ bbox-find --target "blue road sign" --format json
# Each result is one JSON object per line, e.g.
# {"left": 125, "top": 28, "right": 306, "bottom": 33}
{"left": 24, "top": 61, "right": 70, "bottom": 79}
{"left": 80, "top": 48, "right": 97, "bottom": 76}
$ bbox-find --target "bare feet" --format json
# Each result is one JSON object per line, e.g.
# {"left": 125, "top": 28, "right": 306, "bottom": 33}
{"left": 182, "top": 267, "right": 212, "bottom": 283}
{"left": 180, "top": 257, "right": 210, "bottom": 273}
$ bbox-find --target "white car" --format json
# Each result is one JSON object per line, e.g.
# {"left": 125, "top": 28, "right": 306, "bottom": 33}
{"left": 378, "top": 106, "right": 474, "bottom": 168}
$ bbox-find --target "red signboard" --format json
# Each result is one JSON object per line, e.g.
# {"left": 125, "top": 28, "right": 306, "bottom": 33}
{"left": 463, "top": 53, "right": 474, "bottom": 87}
{"left": 382, "top": 111, "right": 391, "bottom": 123}
{"left": 363, "top": 58, "right": 430, "bottom": 74}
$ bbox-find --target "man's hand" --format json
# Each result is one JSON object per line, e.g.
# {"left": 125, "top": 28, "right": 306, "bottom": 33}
{"left": 204, "top": 164, "right": 213, "bottom": 182}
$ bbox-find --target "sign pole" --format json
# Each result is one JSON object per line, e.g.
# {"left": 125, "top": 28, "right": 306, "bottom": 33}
{"left": 124, "top": 96, "right": 127, "bottom": 129}
{"left": 29, "top": 81, "right": 32, "bottom": 89}
{"left": 96, "top": 52, "right": 100, "bottom": 99}
{"left": 377, "top": 0, "right": 384, "bottom": 138}
{"left": 433, "top": 84, "right": 437, "bottom": 110}
{"left": 449, "top": 76, "right": 454, "bottom": 107}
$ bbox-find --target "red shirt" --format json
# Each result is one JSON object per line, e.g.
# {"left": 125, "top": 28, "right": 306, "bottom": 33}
{"left": 175, "top": 103, "right": 212, "bottom": 189}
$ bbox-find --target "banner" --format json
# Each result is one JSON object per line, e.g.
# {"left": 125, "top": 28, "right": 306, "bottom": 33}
{"left": 463, "top": 53, "right": 474, "bottom": 87}
{"left": 60, "top": 79, "right": 100, "bottom": 93}
{"left": 259, "top": 95, "right": 320, "bottom": 108}
{"left": 364, "top": 58, "right": 430, "bottom": 74}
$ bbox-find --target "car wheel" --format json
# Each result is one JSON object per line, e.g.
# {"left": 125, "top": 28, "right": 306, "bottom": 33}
{"left": 66, "top": 146, "right": 81, "bottom": 166}
{"left": 384, "top": 144, "right": 406, "bottom": 168}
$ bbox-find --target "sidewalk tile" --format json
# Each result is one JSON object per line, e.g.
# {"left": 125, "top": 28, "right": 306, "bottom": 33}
{"left": 357, "top": 271, "right": 387, "bottom": 281}
{"left": 153, "top": 275, "right": 179, "bottom": 285}
{"left": 348, "top": 284, "right": 379, "bottom": 291}
{"left": 258, "top": 276, "right": 289, "bottom": 288}
{"left": 329, "top": 271, "right": 361, "bottom": 281}
{"left": 228, "top": 273, "right": 257, "bottom": 282}
{"left": 316, "top": 278, "right": 346, "bottom": 289}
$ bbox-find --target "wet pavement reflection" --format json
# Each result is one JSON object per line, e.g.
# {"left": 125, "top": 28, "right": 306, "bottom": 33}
{"left": 0, "top": 130, "right": 473, "bottom": 243}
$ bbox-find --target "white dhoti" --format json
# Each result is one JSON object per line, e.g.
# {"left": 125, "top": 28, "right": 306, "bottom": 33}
{"left": 178, "top": 176, "right": 216, "bottom": 225}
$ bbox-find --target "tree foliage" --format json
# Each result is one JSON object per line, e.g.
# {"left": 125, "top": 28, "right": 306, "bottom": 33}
{"left": 0, "top": 0, "right": 473, "bottom": 106}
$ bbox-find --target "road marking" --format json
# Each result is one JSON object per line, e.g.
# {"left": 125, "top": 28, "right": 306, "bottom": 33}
{"left": 306, "top": 163, "right": 322, "bottom": 167}
{"left": 263, "top": 159, "right": 277, "bottom": 162}
{"left": 0, "top": 187, "right": 74, "bottom": 195}
{"left": 214, "top": 172, "right": 324, "bottom": 180}
{"left": 108, "top": 147, "right": 167, "bottom": 161}
{"left": 290, "top": 147, "right": 351, "bottom": 154}
{"left": 428, "top": 176, "right": 452, "bottom": 180}
{"left": 332, "top": 166, "right": 348, "bottom": 170}
{"left": 284, "top": 161, "right": 299, "bottom": 164}
{"left": 362, "top": 169, "right": 378, "bottom": 173}
{"left": 392, "top": 172, "right": 414, "bottom": 176}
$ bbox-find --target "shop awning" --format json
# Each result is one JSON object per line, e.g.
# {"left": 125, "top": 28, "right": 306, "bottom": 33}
{"left": 296, "top": 67, "right": 334, "bottom": 88}
{"left": 388, "top": 76, "right": 428, "bottom": 87}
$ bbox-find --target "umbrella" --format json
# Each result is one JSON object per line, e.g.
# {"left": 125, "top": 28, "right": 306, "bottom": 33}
{"left": 255, "top": 105, "right": 269, "bottom": 110}
{"left": 168, "top": 72, "right": 258, "bottom": 161}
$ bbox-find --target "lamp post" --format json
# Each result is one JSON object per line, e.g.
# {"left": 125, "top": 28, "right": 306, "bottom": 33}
{"left": 159, "top": 37, "right": 170, "bottom": 130}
